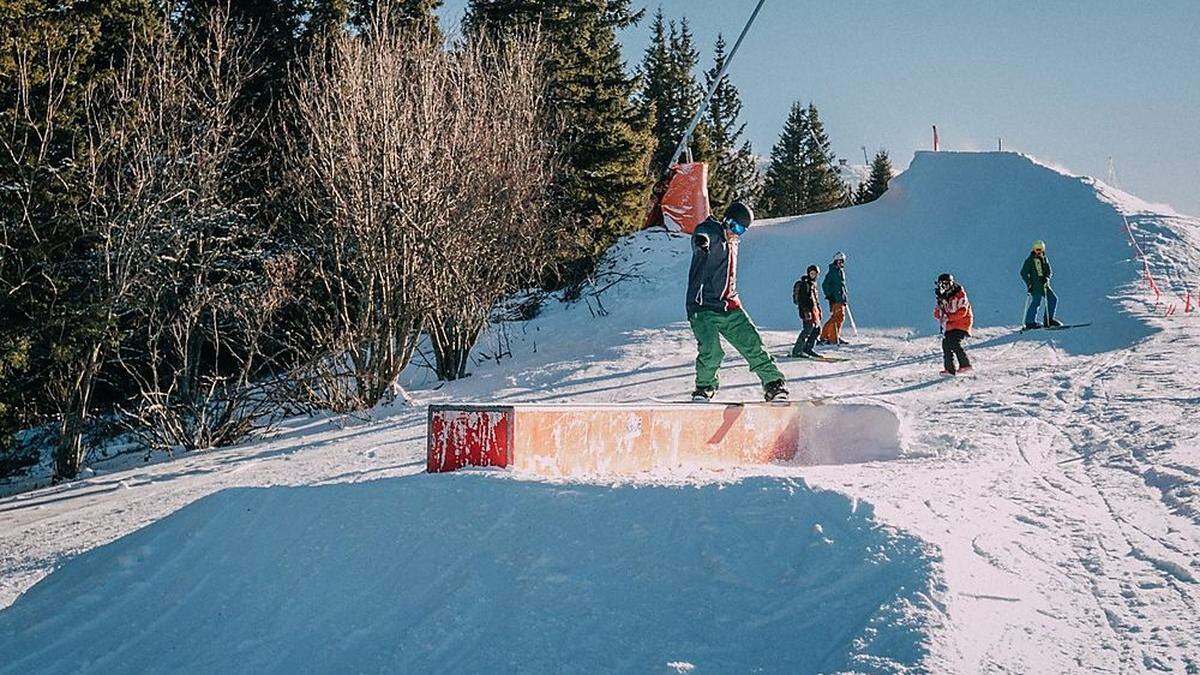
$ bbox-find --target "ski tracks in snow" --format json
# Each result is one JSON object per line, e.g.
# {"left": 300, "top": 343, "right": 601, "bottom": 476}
{"left": 939, "top": 329, "right": 1194, "bottom": 671}
{"left": 781, "top": 317, "right": 1199, "bottom": 672}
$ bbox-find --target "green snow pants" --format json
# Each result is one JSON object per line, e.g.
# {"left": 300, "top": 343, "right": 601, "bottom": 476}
{"left": 689, "top": 308, "right": 784, "bottom": 389}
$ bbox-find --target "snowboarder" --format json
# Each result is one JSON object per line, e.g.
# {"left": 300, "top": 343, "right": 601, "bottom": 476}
{"left": 933, "top": 273, "right": 973, "bottom": 376}
{"left": 686, "top": 201, "right": 788, "bottom": 402}
{"left": 790, "top": 265, "right": 822, "bottom": 358}
{"left": 1021, "top": 240, "right": 1062, "bottom": 329}
{"left": 818, "top": 251, "right": 848, "bottom": 345}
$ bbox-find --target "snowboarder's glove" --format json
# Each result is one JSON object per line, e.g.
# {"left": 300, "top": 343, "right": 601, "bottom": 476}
{"left": 695, "top": 233, "right": 710, "bottom": 253}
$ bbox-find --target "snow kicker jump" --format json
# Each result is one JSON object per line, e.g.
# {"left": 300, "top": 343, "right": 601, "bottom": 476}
{"left": 426, "top": 401, "right": 902, "bottom": 476}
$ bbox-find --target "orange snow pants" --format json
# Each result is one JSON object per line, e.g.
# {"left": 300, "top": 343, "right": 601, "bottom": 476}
{"left": 820, "top": 302, "right": 845, "bottom": 343}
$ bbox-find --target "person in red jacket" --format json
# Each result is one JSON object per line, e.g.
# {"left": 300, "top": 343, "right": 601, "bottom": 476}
{"left": 933, "top": 273, "right": 973, "bottom": 375}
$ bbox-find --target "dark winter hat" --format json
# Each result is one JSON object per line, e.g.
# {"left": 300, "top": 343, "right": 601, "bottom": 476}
{"left": 723, "top": 201, "right": 754, "bottom": 231}
{"left": 807, "top": 265, "right": 819, "bottom": 274}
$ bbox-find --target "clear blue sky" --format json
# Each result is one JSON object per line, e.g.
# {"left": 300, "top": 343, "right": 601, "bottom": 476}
{"left": 439, "top": 1, "right": 1200, "bottom": 216}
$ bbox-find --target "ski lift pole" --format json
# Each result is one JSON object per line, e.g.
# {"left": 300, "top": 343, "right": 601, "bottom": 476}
{"left": 664, "top": 0, "right": 768, "bottom": 171}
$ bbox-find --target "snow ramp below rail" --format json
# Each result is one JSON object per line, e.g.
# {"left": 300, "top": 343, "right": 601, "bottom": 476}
{"left": 0, "top": 475, "right": 940, "bottom": 674}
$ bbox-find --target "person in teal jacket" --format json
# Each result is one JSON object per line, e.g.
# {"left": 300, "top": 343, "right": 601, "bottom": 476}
{"left": 818, "top": 252, "right": 849, "bottom": 344}
{"left": 1021, "top": 239, "right": 1061, "bottom": 328}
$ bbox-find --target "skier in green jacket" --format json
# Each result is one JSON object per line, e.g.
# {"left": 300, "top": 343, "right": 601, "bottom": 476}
{"left": 1021, "top": 239, "right": 1062, "bottom": 329}
{"left": 685, "top": 202, "right": 788, "bottom": 402}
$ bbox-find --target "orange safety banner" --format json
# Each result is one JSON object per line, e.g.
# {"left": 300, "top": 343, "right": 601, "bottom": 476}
{"left": 659, "top": 162, "right": 712, "bottom": 233}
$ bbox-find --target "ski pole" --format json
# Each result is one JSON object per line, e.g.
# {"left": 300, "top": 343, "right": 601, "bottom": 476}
{"left": 845, "top": 303, "right": 859, "bottom": 336}
{"left": 1020, "top": 293, "right": 1031, "bottom": 326}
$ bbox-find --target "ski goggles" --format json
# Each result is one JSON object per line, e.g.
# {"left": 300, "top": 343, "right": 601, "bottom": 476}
{"left": 724, "top": 217, "right": 747, "bottom": 236}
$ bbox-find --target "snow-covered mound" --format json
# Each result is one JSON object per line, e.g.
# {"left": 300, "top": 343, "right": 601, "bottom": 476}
{"left": 0, "top": 476, "right": 939, "bottom": 674}
{"left": 761, "top": 152, "right": 1175, "bottom": 350}
{"left": 545, "top": 152, "right": 1166, "bottom": 360}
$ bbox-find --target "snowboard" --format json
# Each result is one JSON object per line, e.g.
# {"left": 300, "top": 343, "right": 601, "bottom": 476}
{"left": 777, "top": 353, "right": 851, "bottom": 363}
{"left": 1019, "top": 322, "right": 1092, "bottom": 334}
{"left": 649, "top": 396, "right": 825, "bottom": 406}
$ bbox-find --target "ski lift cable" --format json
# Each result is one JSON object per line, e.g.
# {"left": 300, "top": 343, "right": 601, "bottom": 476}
{"left": 664, "top": 0, "right": 768, "bottom": 172}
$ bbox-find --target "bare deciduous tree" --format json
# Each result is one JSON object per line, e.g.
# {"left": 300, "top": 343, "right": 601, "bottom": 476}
{"left": 0, "top": 23, "right": 86, "bottom": 477}
{"left": 423, "top": 34, "right": 563, "bottom": 381}
{"left": 4, "top": 9, "right": 296, "bottom": 475}
{"left": 284, "top": 7, "right": 564, "bottom": 405}
{"left": 96, "top": 10, "right": 300, "bottom": 454}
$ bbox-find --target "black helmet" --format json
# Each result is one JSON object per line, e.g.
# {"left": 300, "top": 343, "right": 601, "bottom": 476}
{"left": 806, "top": 264, "right": 819, "bottom": 274}
{"left": 935, "top": 273, "right": 954, "bottom": 292}
{"left": 723, "top": 201, "right": 753, "bottom": 233}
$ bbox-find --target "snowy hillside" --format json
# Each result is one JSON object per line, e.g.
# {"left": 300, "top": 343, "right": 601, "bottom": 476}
{"left": 2, "top": 151, "right": 1198, "bottom": 673}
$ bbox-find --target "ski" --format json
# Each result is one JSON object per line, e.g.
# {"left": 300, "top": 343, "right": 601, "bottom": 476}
{"left": 1019, "top": 322, "right": 1091, "bottom": 333}
{"left": 777, "top": 353, "right": 851, "bottom": 363}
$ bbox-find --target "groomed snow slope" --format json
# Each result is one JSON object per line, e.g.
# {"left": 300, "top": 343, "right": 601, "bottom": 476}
{"left": 0, "top": 476, "right": 938, "bottom": 674}
{"left": 2, "top": 151, "right": 1198, "bottom": 673}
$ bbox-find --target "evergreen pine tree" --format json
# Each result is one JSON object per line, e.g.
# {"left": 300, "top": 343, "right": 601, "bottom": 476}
{"left": 667, "top": 18, "right": 711, "bottom": 166}
{"left": 859, "top": 149, "right": 893, "bottom": 204}
{"left": 639, "top": 9, "right": 671, "bottom": 174}
{"left": 800, "top": 103, "right": 848, "bottom": 213}
{"left": 348, "top": 0, "right": 443, "bottom": 35}
{"left": 703, "top": 33, "right": 758, "bottom": 209}
{"left": 760, "top": 101, "right": 810, "bottom": 217}
{"left": 465, "top": 0, "right": 653, "bottom": 281}
{"left": 173, "top": 1, "right": 309, "bottom": 96}
{"left": 641, "top": 13, "right": 708, "bottom": 176}
{"left": 853, "top": 181, "right": 870, "bottom": 205}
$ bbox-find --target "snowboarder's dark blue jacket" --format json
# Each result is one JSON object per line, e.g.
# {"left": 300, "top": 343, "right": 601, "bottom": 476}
{"left": 685, "top": 217, "right": 742, "bottom": 317}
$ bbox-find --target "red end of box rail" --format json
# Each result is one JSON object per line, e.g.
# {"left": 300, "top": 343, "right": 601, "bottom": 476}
{"left": 427, "top": 405, "right": 512, "bottom": 472}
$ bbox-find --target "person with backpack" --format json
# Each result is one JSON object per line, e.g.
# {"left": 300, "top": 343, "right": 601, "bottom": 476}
{"left": 686, "top": 201, "right": 789, "bottom": 402}
{"left": 818, "top": 251, "right": 849, "bottom": 345}
{"left": 933, "top": 273, "right": 974, "bottom": 376}
{"left": 1020, "top": 239, "right": 1062, "bottom": 329}
{"left": 790, "top": 265, "right": 823, "bottom": 358}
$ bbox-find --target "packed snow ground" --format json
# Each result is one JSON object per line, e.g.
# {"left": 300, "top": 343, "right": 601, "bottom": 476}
{"left": 1, "top": 477, "right": 938, "bottom": 673}
{"left": 2, "top": 152, "right": 1198, "bottom": 672}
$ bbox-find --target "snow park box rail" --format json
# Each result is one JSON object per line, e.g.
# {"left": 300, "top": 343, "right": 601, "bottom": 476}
{"left": 426, "top": 401, "right": 905, "bottom": 476}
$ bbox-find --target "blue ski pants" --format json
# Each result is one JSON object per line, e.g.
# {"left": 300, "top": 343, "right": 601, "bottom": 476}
{"left": 1025, "top": 286, "right": 1058, "bottom": 325}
